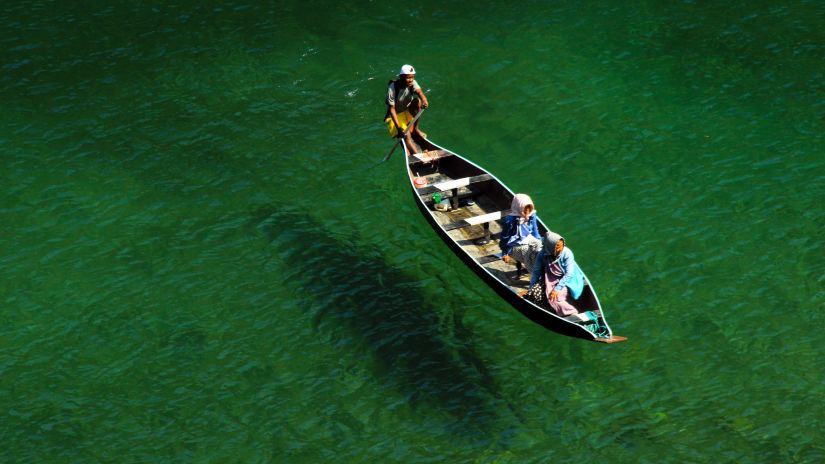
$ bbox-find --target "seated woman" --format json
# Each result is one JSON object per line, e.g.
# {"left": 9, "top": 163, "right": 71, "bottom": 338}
{"left": 499, "top": 194, "right": 542, "bottom": 272}
{"left": 525, "top": 231, "right": 585, "bottom": 317}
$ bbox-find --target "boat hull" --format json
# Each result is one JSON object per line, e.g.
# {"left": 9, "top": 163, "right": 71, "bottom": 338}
{"left": 411, "top": 191, "right": 595, "bottom": 340}
{"left": 401, "top": 136, "right": 622, "bottom": 342}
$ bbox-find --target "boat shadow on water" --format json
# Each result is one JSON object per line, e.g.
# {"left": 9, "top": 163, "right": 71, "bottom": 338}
{"left": 255, "top": 207, "right": 521, "bottom": 443}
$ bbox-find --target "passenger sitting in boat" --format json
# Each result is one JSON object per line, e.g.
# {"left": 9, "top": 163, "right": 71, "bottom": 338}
{"left": 499, "top": 193, "right": 542, "bottom": 272}
{"left": 384, "top": 64, "right": 428, "bottom": 154}
{"left": 525, "top": 231, "right": 585, "bottom": 317}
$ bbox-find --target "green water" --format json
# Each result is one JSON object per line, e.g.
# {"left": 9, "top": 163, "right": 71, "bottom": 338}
{"left": 2, "top": 1, "right": 823, "bottom": 462}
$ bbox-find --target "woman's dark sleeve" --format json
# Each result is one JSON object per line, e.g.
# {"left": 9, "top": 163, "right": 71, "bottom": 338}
{"left": 499, "top": 217, "right": 514, "bottom": 255}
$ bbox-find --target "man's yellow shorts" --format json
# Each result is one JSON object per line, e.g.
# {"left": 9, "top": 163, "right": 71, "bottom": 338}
{"left": 385, "top": 110, "right": 414, "bottom": 138}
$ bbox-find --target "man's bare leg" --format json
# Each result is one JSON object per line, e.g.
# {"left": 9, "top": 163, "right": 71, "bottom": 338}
{"left": 409, "top": 101, "right": 427, "bottom": 140}
{"left": 404, "top": 132, "right": 422, "bottom": 154}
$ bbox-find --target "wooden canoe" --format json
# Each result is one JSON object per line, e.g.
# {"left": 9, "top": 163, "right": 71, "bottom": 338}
{"left": 401, "top": 137, "right": 626, "bottom": 343}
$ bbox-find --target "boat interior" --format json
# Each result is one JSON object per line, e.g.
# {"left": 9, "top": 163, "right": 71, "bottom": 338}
{"left": 406, "top": 138, "right": 602, "bottom": 323}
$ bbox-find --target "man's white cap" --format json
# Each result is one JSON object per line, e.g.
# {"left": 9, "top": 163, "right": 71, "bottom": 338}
{"left": 399, "top": 64, "right": 416, "bottom": 76}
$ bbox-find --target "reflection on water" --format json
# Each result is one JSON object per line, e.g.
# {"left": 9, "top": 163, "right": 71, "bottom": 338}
{"left": 256, "top": 207, "right": 522, "bottom": 444}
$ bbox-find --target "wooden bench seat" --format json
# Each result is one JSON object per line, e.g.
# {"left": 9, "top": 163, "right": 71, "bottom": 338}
{"left": 443, "top": 209, "right": 508, "bottom": 245}
{"left": 443, "top": 210, "right": 506, "bottom": 231}
{"left": 418, "top": 174, "right": 493, "bottom": 209}
{"left": 417, "top": 174, "right": 492, "bottom": 195}
{"left": 408, "top": 150, "right": 452, "bottom": 165}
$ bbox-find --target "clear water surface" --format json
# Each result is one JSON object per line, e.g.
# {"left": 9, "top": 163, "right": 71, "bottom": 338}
{"left": 1, "top": 1, "right": 823, "bottom": 462}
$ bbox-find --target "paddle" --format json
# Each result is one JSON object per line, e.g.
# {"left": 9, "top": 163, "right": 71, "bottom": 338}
{"left": 382, "top": 108, "right": 426, "bottom": 163}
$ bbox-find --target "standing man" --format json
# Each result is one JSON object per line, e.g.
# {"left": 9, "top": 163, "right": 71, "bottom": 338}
{"left": 385, "top": 64, "right": 429, "bottom": 154}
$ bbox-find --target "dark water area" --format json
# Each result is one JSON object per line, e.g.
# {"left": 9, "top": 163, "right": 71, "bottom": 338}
{"left": 259, "top": 208, "right": 511, "bottom": 440}
{"left": 2, "top": 1, "right": 824, "bottom": 462}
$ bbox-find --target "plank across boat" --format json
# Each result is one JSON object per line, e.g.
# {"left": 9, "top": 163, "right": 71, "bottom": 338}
{"left": 401, "top": 138, "right": 625, "bottom": 343}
